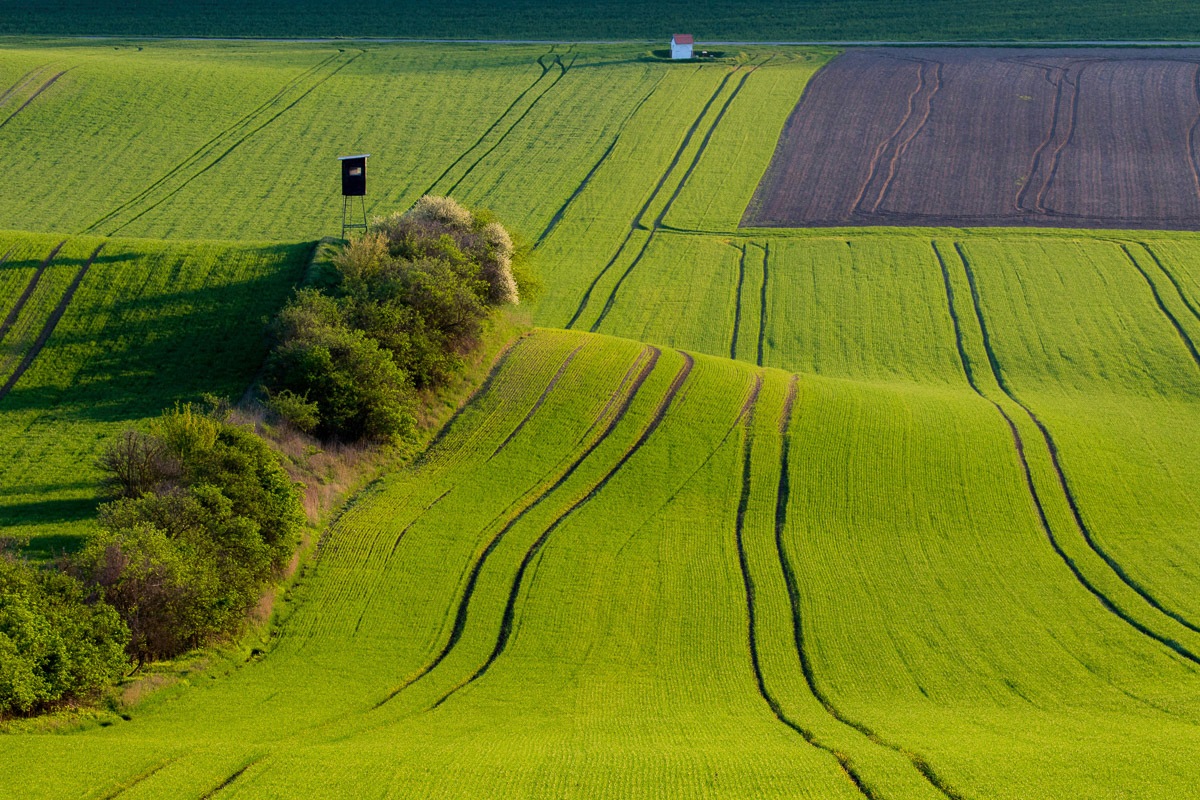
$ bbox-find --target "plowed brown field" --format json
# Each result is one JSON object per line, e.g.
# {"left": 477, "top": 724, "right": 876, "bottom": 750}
{"left": 744, "top": 48, "right": 1200, "bottom": 230}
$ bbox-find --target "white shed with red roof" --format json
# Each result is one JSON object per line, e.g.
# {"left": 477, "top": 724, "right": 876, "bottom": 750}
{"left": 671, "top": 34, "right": 694, "bottom": 59}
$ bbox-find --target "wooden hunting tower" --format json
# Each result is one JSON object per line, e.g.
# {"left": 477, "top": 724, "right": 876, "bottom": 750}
{"left": 338, "top": 154, "right": 369, "bottom": 238}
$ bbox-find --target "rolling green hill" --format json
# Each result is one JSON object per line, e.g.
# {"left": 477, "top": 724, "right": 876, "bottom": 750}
{"left": 3, "top": 328, "right": 1199, "bottom": 798}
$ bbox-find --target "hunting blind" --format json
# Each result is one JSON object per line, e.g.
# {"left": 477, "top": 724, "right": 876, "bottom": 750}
{"left": 338, "top": 154, "right": 369, "bottom": 238}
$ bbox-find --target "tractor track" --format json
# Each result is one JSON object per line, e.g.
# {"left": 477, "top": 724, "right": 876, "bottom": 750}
{"left": 199, "top": 756, "right": 264, "bottom": 799}
{"left": 98, "top": 50, "right": 365, "bottom": 237}
{"left": 0, "top": 65, "right": 49, "bottom": 108}
{"left": 442, "top": 52, "right": 578, "bottom": 199}
{"left": 1137, "top": 242, "right": 1200, "bottom": 325}
{"left": 489, "top": 344, "right": 583, "bottom": 460}
{"left": 98, "top": 757, "right": 179, "bottom": 799}
{"left": 429, "top": 352, "right": 694, "bottom": 709}
{"left": 0, "top": 240, "right": 65, "bottom": 345}
{"left": 83, "top": 50, "right": 345, "bottom": 234}
{"left": 730, "top": 243, "right": 748, "bottom": 359}
{"left": 771, "top": 373, "right": 962, "bottom": 800}
{"left": 731, "top": 378, "right": 877, "bottom": 800}
{"left": 872, "top": 60, "right": 944, "bottom": 213}
{"left": 371, "top": 347, "right": 661, "bottom": 710}
{"left": 756, "top": 242, "right": 770, "bottom": 366}
{"left": 565, "top": 65, "right": 733, "bottom": 329}
{"left": 587, "top": 60, "right": 768, "bottom": 332}
{"left": 536, "top": 70, "right": 670, "bottom": 248}
{"left": 0, "top": 68, "right": 69, "bottom": 131}
{"left": 0, "top": 242, "right": 104, "bottom": 404}
{"left": 1119, "top": 244, "right": 1200, "bottom": 371}
{"left": 936, "top": 241, "right": 1200, "bottom": 663}
{"left": 1034, "top": 64, "right": 1087, "bottom": 215}
{"left": 1017, "top": 63, "right": 1071, "bottom": 213}
{"left": 588, "top": 57, "right": 768, "bottom": 331}
{"left": 1186, "top": 64, "right": 1200, "bottom": 202}
{"left": 421, "top": 50, "right": 558, "bottom": 199}
{"left": 851, "top": 58, "right": 930, "bottom": 216}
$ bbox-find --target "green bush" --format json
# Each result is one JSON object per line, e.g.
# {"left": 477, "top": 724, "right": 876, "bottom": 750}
{"left": 264, "top": 289, "right": 416, "bottom": 443}
{"left": 262, "top": 196, "right": 525, "bottom": 444}
{"left": 264, "top": 389, "right": 320, "bottom": 434}
{"left": 0, "top": 553, "right": 128, "bottom": 716}
{"left": 80, "top": 405, "right": 307, "bottom": 665}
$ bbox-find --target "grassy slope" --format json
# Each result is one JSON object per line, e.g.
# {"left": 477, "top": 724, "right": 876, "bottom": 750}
{"left": 1, "top": 0, "right": 1199, "bottom": 41}
{"left": 3, "top": 330, "right": 1199, "bottom": 799}
{"left": 0, "top": 230, "right": 310, "bottom": 555}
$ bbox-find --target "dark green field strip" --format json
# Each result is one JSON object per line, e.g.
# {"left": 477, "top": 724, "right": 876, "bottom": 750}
{"left": 10, "top": 0, "right": 1200, "bottom": 41}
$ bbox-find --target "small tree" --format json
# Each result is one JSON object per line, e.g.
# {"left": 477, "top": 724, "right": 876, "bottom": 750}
{"left": 96, "top": 430, "right": 181, "bottom": 499}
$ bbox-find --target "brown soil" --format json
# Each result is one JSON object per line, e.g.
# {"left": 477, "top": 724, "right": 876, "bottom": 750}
{"left": 743, "top": 48, "right": 1200, "bottom": 230}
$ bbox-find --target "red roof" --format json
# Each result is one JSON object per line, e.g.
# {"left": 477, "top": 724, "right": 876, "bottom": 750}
{"left": 672, "top": 34, "right": 694, "bottom": 44}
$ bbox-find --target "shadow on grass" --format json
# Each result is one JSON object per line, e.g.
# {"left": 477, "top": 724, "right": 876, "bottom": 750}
{"left": 0, "top": 496, "right": 98, "bottom": 528}
{"left": 0, "top": 242, "right": 311, "bottom": 423}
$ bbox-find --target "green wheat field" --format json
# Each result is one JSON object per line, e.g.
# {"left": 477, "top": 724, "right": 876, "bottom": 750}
{"left": 2, "top": 36, "right": 1200, "bottom": 798}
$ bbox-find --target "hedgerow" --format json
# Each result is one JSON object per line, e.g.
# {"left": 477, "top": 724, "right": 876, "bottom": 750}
{"left": 263, "top": 197, "right": 524, "bottom": 443}
{"left": 72, "top": 404, "right": 305, "bottom": 666}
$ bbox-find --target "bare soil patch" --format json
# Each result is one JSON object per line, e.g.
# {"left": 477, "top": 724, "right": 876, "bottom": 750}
{"left": 744, "top": 48, "right": 1200, "bottom": 230}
